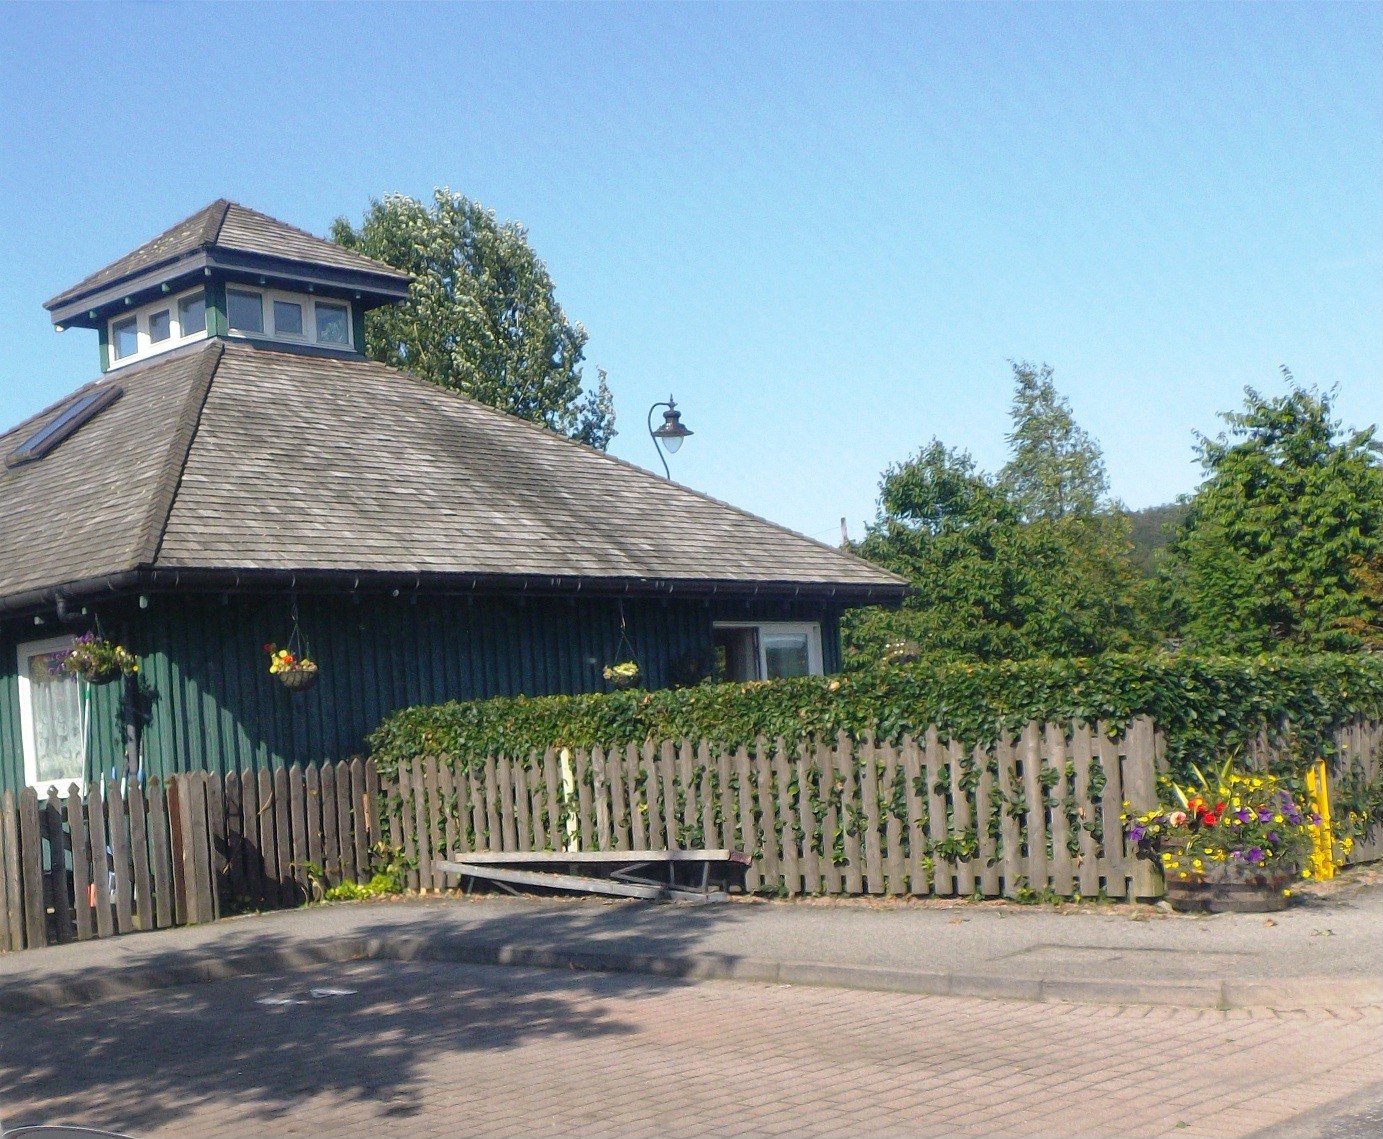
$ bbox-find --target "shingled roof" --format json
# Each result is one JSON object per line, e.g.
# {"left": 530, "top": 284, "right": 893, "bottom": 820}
{"left": 45, "top": 200, "right": 410, "bottom": 311}
{"left": 0, "top": 340, "right": 905, "bottom": 609}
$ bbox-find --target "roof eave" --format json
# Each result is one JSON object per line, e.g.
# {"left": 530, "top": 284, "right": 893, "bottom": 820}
{"left": 0, "top": 566, "right": 908, "bottom": 620}
{"left": 46, "top": 249, "right": 412, "bottom": 328}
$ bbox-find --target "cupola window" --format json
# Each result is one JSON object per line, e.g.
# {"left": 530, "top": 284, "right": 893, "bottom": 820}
{"left": 178, "top": 292, "right": 206, "bottom": 336}
{"left": 315, "top": 301, "right": 350, "bottom": 345}
{"left": 148, "top": 309, "right": 171, "bottom": 343}
{"left": 273, "top": 299, "right": 304, "bottom": 336}
{"left": 227, "top": 288, "right": 264, "bottom": 334}
{"left": 112, "top": 316, "right": 138, "bottom": 360}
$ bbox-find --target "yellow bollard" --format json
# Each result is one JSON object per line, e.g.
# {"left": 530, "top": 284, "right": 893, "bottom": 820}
{"left": 1304, "top": 760, "right": 1336, "bottom": 880}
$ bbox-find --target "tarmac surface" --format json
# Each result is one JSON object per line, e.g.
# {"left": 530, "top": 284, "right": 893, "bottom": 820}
{"left": 2, "top": 875, "right": 1381, "bottom": 1138}
{"left": 2, "top": 868, "right": 1380, "bottom": 1012}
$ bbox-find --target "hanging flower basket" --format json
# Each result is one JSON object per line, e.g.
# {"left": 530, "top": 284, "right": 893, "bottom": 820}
{"left": 52, "top": 633, "right": 136, "bottom": 686}
{"left": 266, "top": 643, "right": 319, "bottom": 692}
{"left": 603, "top": 661, "right": 641, "bottom": 689}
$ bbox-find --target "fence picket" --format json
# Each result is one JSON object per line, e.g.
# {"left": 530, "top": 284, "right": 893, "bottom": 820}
{"left": 769, "top": 743, "right": 794, "bottom": 894}
{"left": 975, "top": 745, "right": 1000, "bottom": 897}
{"left": 925, "top": 728, "right": 953, "bottom": 895}
{"left": 423, "top": 756, "right": 444, "bottom": 887}
{"left": 659, "top": 741, "right": 678, "bottom": 849}
{"left": 608, "top": 747, "right": 629, "bottom": 851}
{"left": 106, "top": 779, "right": 134, "bottom": 934}
{"left": 44, "top": 788, "right": 74, "bottom": 943}
{"left": 948, "top": 739, "right": 975, "bottom": 898}
{"left": 995, "top": 734, "right": 1023, "bottom": 898}
{"left": 816, "top": 739, "right": 840, "bottom": 894}
{"left": 1125, "top": 718, "right": 1162, "bottom": 899}
{"left": 86, "top": 781, "right": 114, "bottom": 939}
{"left": 498, "top": 754, "right": 520, "bottom": 854}
{"left": 1071, "top": 723, "right": 1100, "bottom": 898}
{"left": 1095, "top": 722, "right": 1126, "bottom": 897}
{"left": 677, "top": 741, "right": 696, "bottom": 848}
{"left": 148, "top": 777, "right": 174, "bottom": 927}
{"left": 335, "top": 761, "right": 357, "bottom": 884}
{"left": 222, "top": 772, "right": 245, "bottom": 908}
{"left": 352, "top": 758, "right": 372, "bottom": 882}
{"left": 882, "top": 744, "right": 905, "bottom": 896}
{"left": 860, "top": 734, "right": 884, "bottom": 895}
{"left": 901, "top": 736, "right": 928, "bottom": 896}
{"left": 1, "top": 791, "right": 22, "bottom": 950}
{"left": 1046, "top": 724, "right": 1074, "bottom": 898}
{"left": 1021, "top": 722, "right": 1048, "bottom": 896}
{"left": 757, "top": 740, "right": 780, "bottom": 890}
{"left": 698, "top": 742, "right": 716, "bottom": 851}
{"left": 627, "top": 744, "right": 647, "bottom": 851}
{"left": 513, "top": 759, "right": 533, "bottom": 854}
{"left": 736, "top": 746, "right": 762, "bottom": 890}
{"left": 272, "top": 767, "right": 292, "bottom": 907}
{"left": 304, "top": 763, "right": 324, "bottom": 892}
{"left": 290, "top": 764, "right": 311, "bottom": 900}
{"left": 130, "top": 779, "right": 158, "bottom": 929}
{"left": 798, "top": 743, "right": 821, "bottom": 894}
{"left": 18, "top": 788, "right": 46, "bottom": 948}
{"left": 67, "top": 783, "right": 93, "bottom": 940}
{"left": 189, "top": 775, "right": 216, "bottom": 923}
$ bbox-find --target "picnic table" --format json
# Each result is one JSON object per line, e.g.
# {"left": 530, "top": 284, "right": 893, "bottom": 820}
{"left": 435, "top": 849, "right": 751, "bottom": 903}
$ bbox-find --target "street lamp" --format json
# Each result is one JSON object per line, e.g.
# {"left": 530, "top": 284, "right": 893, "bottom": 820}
{"left": 647, "top": 395, "right": 693, "bottom": 479}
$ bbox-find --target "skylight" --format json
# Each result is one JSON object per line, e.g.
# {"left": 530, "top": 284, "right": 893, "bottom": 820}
{"left": 5, "top": 385, "right": 123, "bottom": 468}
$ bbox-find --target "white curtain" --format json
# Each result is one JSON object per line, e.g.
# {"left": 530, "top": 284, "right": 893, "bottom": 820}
{"left": 27, "top": 651, "right": 85, "bottom": 787}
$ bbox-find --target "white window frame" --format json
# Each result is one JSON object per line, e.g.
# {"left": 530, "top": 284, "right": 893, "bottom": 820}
{"left": 106, "top": 287, "right": 210, "bottom": 370}
{"left": 713, "top": 621, "right": 823, "bottom": 680}
{"left": 15, "top": 634, "right": 85, "bottom": 792}
{"left": 225, "top": 286, "right": 356, "bottom": 350}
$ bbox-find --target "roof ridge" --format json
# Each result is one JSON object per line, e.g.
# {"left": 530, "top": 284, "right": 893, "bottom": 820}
{"left": 276, "top": 345, "right": 905, "bottom": 584}
{"left": 136, "top": 340, "right": 225, "bottom": 567}
{"left": 202, "top": 199, "right": 232, "bottom": 246}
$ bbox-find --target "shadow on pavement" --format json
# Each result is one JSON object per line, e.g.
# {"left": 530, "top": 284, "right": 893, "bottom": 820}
{"left": 0, "top": 899, "right": 749, "bottom": 1135}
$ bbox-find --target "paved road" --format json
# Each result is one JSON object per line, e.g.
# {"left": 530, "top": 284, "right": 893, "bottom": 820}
{"left": 3, "top": 960, "right": 1379, "bottom": 1139}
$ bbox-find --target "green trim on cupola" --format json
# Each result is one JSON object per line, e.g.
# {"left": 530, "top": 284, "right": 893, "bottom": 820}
{"left": 351, "top": 300, "right": 366, "bottom": 355}
{"left": 97, "top": 323, "right": 111, "bottom": 373}
{"left": 205, "top": 280, "right": 228, "bottom": 338}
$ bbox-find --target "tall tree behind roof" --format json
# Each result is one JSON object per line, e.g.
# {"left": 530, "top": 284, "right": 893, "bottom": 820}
{"left": 333, "top": 190, "right": 616, "bottom": 449}
{"left": 1000, "top": 361, "right": 1109, "bottom": 521}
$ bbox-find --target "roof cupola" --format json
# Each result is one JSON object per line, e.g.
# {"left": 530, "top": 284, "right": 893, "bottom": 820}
{"left": 43, "top": 200, "right": 411, "bottom": 372}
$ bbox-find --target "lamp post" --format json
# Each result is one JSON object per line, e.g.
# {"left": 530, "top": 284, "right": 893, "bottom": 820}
{"left": 647, "top": 395, "right": 693, "bottom": 480}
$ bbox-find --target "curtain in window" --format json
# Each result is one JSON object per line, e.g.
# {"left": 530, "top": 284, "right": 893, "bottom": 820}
{"left": 27, "top": 652, "right": 85, "bottom": 787}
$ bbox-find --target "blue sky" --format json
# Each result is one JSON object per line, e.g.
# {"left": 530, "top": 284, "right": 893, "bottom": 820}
{"left": 1, "top": 1, "right": 1378, "bottom": 544}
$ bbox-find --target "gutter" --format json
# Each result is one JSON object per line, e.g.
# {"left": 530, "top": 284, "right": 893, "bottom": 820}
{"left": 0, "top": 566, "right": 909, "bottom": 620}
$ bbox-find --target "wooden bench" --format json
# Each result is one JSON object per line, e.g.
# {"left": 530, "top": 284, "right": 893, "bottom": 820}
{"left": 435, "top": 849, "right": 751, "bottom": 903}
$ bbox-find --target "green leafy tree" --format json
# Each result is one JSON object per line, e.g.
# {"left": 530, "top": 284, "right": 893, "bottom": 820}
{"left": 333, "top": 190, "right": 616, "bottom": 448}
{"left": 845, "top": 441, "right": 1148, "bottom": 663}
{"left": 1162, "top": 380, "right": 1383, "bottom": 652}
{"left": 1000, "top": 361, "right": 1109, "bottom": 521}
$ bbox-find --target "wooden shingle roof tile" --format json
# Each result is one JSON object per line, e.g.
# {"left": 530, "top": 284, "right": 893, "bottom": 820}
{"left": 0, "top": 340, "right": 904, "bottom": 605}
{"left": 46, "top": 201, "right": 408, "bottom": 309}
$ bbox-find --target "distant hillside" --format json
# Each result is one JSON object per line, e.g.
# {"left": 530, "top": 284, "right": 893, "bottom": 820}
{"left": 1124, "top": 502, "right": 1190, "bottom": 575}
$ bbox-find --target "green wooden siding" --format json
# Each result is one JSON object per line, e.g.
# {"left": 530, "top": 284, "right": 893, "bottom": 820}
{"left": 1, "top": 591, "right": 842, "bottom": 789}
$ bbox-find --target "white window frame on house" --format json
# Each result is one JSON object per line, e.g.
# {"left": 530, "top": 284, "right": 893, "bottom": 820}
{"left": 105, "top": 287, "right": 210, "bottom": 369}
{"left": 712, "top": 621, "right": 823, "bottom": 681}
{"left": 15, "top": 634, "right": 86, "bottom": 792}
{"left": 225, "top": 285, "right": 356, "bottom": 350}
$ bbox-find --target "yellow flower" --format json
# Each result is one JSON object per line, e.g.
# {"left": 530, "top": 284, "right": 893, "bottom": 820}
{"left": 1301, "top": 869, "right": 1312, "bottom": 878}
{"left": 1192, "top": 859, "right": 1203, "bottom": 869}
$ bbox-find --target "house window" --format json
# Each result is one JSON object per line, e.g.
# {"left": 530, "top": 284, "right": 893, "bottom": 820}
{"left": 178, "top": 291, "right": 206, "bottom": 337}
{"left": 16, "top": 636, "right": 86, "bottom": 791}
{"left": 713, "top": 622, "right": 823, "bottom": 682}
{"left": 111, "top": 316, "right": 138, "bottom": 360}
{"left": 148, "top": 309, "right": 171, "bottom": 343}
{"left": 227, "top": 288, "right": 264, "bottom": 333}
{"left": 315, "top": 301, "right": 350, "bottom": 346}
{"left": 273, "top": 299, "right": 304, "bottom": 336}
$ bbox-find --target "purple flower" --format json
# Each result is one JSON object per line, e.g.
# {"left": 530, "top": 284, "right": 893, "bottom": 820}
{"left": 1257, "top": 808, "right": 1274, "bottom": 823}
{"left": 1230, "top": 850, "right": 1243, "bottom": 860}
{"left": 1128, "top": 824, "right": 1146, "bottom": 843}
{"left": 1235, "top": 808, "right": 1253, "bottom": 824}
{"left": 1246, "top": 847, "right": 1264, "bottom": 863}
{"left": 1267, "top": 832, "right": 1279, "bottom": 844}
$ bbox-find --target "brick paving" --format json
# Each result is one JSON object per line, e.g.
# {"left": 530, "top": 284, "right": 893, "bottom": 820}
{"left": 2, "top": 961, "right": 1380, "bottom": 1138}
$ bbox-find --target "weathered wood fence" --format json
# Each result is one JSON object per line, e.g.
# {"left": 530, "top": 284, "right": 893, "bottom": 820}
{"left": 393, "top": 718, "right": 1167, "bottom": 901}
{"left": 0, "top": 759, "right": 384, "bottom": 953}
{"left": 394, "top": 716, "right": 1383, "bottom": 901}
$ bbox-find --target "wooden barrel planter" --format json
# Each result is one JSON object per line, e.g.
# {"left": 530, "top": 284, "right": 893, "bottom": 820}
{"left": 1163, "top": 872, "right": 1295, "bottom": 913}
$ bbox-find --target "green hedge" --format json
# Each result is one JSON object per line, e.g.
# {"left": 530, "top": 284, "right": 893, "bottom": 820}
{"left": 369, "top": 652, "right": 1383, "bottom": 789}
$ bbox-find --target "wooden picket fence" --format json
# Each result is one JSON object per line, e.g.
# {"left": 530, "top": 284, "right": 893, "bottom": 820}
{"left": 392, "top": 717, "right": 1168, "bottom": 901}
{"left": 0, "top": 759, "right": 384, "bottom": 953}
